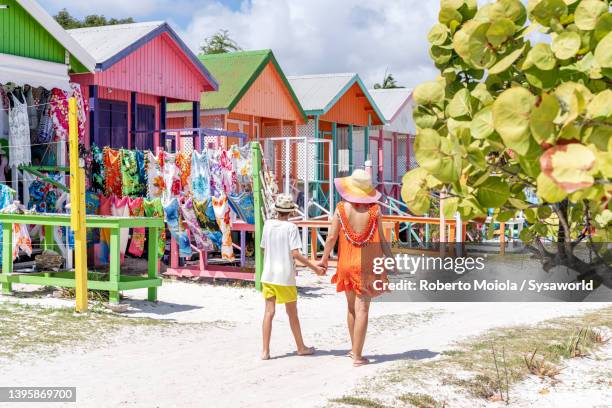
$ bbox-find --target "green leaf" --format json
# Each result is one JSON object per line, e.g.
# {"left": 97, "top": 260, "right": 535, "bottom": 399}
{"left": 524, "top": 207, "right": 537, "bottom": 223}
{"left": 468, "top": 22, "right": 497, "bottom": 68}
{"left": 529, "top": 94, "right": 560, "bottom": 144}
{"left": 551, "top": 31, "right": 581, "bottom": 60}
{"left": 537, "top": 205, "right": 552, "bottom": 219}
{"left": 574, "top": 0, "right": 608, "bottom": 31}
{"left": 413, "top": 107, "right": 438, "bottom": 129}
{"left": 525, "top": 66, "right": 558, "bottom": 90}
{"left": 586, "top": 89, "right": 612, "bottom": 119}
{"left": 447, "top": 88, "right": 472, "bottom": 118}
{"left": 492, "top": 87, "right": 536, "bottom": 155}
{"left": 524, "top": 43, "right": 556, "bottom": 70}
{"left": 496, "top": 209, "right": 517, "bottom": 223}
{"left": 428, "top": 24, "right": 449, "bottom": 46}
{"left": 442, "top": 197, "right": 459, "bottom": 219}
{"left": 530, "top": 0, "right": 568, "bottom": 27}
{"left": 476, "top": 177, "right": 511, "bottom": 208}
{"left": 401, "top": 168, "right": 432, "bottom": 215}
{"left": 536, "top": 172, "right": 567, "bottom": 203}
{"left": 470, "top": 106, "right": 494, "bottom": 139}
{"left": 439, "top": 7, "right": 463, "bottom": 27}
{"left": 508, "top": 197, "right": 531, "bottom": 209}
{"left": 540, "top": 143, "right": 596, "bottom": 193}
{"left": 594, "top": 13, "right": 612, "bottom": 42}
{"left": 486, "top": 18, "right": 516, "bottom": 48}
{"left": 594, "top": 32, "right": 612, "bottom": 68}
{"left": 467, "top": 146, "right": 487, "bottom": 169}
{"left": 489, "top": 45, "right": 525, "bottom": 74}
{"left": 497, "top": 0, "right": 527, "bottom": 24}
{"left": 413, "top": 80, "right": 445, "bottom": 106}
{"left": 471, "top": 83, "right": 494, "bottom": 106}
{"left": 430, "top": 45, "right": 453, "bottom": 64}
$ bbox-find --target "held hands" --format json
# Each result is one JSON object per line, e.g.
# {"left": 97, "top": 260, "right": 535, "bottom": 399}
{"left": 311, "top": 264, "right": 326, "bottom": 276}
{"left": 314, "top": 259, "right": 328, "bottom": 276}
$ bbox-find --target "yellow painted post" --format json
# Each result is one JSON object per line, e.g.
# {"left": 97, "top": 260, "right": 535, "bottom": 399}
{"left": 68, "top": 97, "right": 88, "bottom": 312}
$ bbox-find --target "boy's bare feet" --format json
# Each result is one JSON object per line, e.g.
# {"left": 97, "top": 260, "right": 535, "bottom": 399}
{"left": 297, "top": 346, "right": 315, "bottom": 356}
{"left": 261, "top": 351, "right": 270, "bottom": 360}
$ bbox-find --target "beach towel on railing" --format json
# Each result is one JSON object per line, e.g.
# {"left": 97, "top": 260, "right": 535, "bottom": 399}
{"left": 230, "top": 144, "right": 252, "bottom": 190}
{"left": 180, "top": 197, "right": 214, "bottom": 252}
{"left": 112, "top": 196, "right": 130, "bottom": 261}
{"left": 162, "top": 152, "right": 181, "bottom": 199}
{"left": 227, "top": 192, "right": 255, "bottom": 224}
{"left": 121, "top": 149, "right": 146, "bottom": 197}
{"left": 191, "top": 149, "right": 211, "bottom": 201}
{"left": 143, "top": 198, "right": 166, "bottom": 258}
{"left": 146, "top": 151, "right": 165, "bottom": 199}
{"left": 212, "top": 194, "right": 234, "bottom": 261}
{"left": 104, "top": 147, "right": 123, "bottom": 197}
{"left": 176, "top": 151, "right": 191, "bottom": 194}
{"left": 128, "top": 197, "right": 145, "bottom": 257}
{"left": 193, "top": 198, "right": 222, "bottom": 250}
{"left": 163, "top": 197, "right": 192, "bottom": 258}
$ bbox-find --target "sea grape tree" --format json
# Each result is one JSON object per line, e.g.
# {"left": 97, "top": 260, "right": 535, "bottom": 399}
{"left": 402, "top": 0, "right": 611, "bottom": 271}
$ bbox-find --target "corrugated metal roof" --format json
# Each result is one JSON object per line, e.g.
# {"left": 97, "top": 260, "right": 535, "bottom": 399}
{"left": 368, "top": 88, "right": 413, "bottom": 121}
{"left": 287, "top": 73, "right": 355, "bottom": 112}
{"left": 68, "top": 22, "right": 164, "bottom": 64}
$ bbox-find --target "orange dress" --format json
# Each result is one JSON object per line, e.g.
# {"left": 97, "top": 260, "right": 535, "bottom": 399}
{"left": 331, "top": 202, "right": 389, "bottom": 297}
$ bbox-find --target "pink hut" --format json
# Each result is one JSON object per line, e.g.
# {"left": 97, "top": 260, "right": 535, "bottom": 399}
{"left": 68, "top": 22, "right": 218, "bottom": 150}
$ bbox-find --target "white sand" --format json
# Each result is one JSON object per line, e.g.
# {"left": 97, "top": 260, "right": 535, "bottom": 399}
{"left": 0, "top": 270, "right": 609, "bottom": 408}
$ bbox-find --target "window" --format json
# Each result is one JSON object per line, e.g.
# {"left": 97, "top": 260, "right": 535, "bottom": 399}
{"left": 97, "top": 99, "right": 128, "bottom": 148}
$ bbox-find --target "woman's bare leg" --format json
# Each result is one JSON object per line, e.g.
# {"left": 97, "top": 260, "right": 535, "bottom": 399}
{"left": 345, "top": 291, "right": 356, "bottom": 353}
{"left": 352, "top": 295, "right": 371, "bottom": 362}
{"left": 262, "top": 297, "right": 276, "bottom": 359}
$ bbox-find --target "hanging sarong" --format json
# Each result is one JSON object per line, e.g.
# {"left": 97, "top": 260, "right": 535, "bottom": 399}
{"left": 96, "top": 195, "right": 112, "bottom": 265}
{"left": 163, "top": 197, "right": 192, "bottom": 257}
{"left": 193, "top": 198, "right": 222, "bottom": 250}
{"left": 28, "top": 179, "right": 58, "bottom": 213}
{"left": 227, "top": 192, "right": 255, "bottom": 224}
{"left": 12, "top": 223, "right": 32, "bottom": 260}
{"left": 176, "top": 151, "right": 191, "bottom": 193}
{"left": 180, "top": 197, "right": 214, "bottom": 252}
{"left": 191, "top": 149, "right": 211, "bottom": 201}
{"left": 143, "top": 198, "right": 166, "bottom": 258}
{"left": 112, "top": 196, "right": 130, "bottom": 261}
{"left": 89, "top": 144, "right": 105, "bottom": 194}
{"left": 121, "top": 149, "right": 146, "bottom": 197}
{"left": 127, "top": 197, "right": 145, "bottom": 257}
{"left": 48, "top": 88, "right": 69, "bottom": 141}
{"left": 209, "top": 148, "right": 237, "bottom": 196}
{"left": 104, "top": 147, "right": 123, "bottom": 197}
{"left": 70, "top": 83, "right": 88, "bottom": 143}
{"left": 85, "top": 192, "right": 100, "bottom": 248}
{"left": 146, "top": 151, "right": 165, "bottom": 199}
{"left": 212, "top": 194, "right": 234, "bottom": 261}
{"left": 229, "top": 144, "right": 252, "bottom": 190}
{"left": 162, "top": 152, "right": 181, "bottom": 199}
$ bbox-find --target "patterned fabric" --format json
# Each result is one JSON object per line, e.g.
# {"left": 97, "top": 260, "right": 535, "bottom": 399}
{"left": 89, "top": 145, "right": 105, "bottom": 194}
{"left": 0, "top": 87, "right": 9, "bottom": 138}
{"left": 227, "top": 192, "right": 255, "bottom": 224}
{"left": 176, "top": 151, "right": 191, "bottom": 193}
{"left": 85, "top": 192, "right": 100, "bottom": 247}
{"left": 127, "top": 197, "right": 145, "bottom": 257}
{"left": 162, "top": 152, "right": 181, "bottom": 199}
{"left": 104, "top": 147, "right": 123, "bottom": 197}
{"left": 193, "top": 198, "right": 222, "bottom": 250}
{"left": 180, "top": 197, "right": 214, "bottom": 252}
{"left": 191, "top": 149, "right": 211, "bottom": 201}
{"left": 230, "top": 144, "right": 252, "bottom": 190}
{"left": 121, "top": 149, "right": 146, "bottom": 197}
{"left": 28, "top": 178, "right": 58, "bottom": 213}
{"left": 163, "top": 197, "right": 192, "bottom": 258}
{"left": 36, "top": 90, "right": 53, "bottom": 144}
{"left": 209, "top": 149, "right": 236, "bottom": 196}
{"left": 8, "top": 92, "right": 31, "bottom": 167}
{"left": 26, "top": 87, "right": 39, "bottom": 131}
{"left": 70, "top": 83, "right": 88, "bottom": 143}
{"left": 96, "top": 195, "right": 112, "bottom": 265}
{"left": 146, "top": 151, "right": 164, "bottom": 198}
{"left": 112, "top": 196, "right": 130, "bottom": 261}
{"left": 12, "top": 223, "right": 32, "bottom": 260}
{"left": 212, "top": 194, "right": 234, "bottom": 261}
{"left": 0, "top": 185, "right": 15, "bottom": 262}
{"left": 143, "top": 198, "right": 166, "bottom": 258}
{"left": 49, "top": 88, "right": 69, "bottom": 141}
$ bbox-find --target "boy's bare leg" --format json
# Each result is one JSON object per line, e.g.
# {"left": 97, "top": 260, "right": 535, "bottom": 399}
{"left": 345, "top": 291, "right": 356, "bottom": 356}
{"left": 262, "top": 297, "right": 276, "bottom": 360}
{"left": 285, "top": 301, "right": 314, "bottom": 355}
{"left": 352, "top": 295, "right": 371, "bottom": 364}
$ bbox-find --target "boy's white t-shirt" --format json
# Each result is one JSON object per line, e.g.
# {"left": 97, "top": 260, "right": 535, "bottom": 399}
{"left": 260, "top": 219, "right": 302, "bottom": 286}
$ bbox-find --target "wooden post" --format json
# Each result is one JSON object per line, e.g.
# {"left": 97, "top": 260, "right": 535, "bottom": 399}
{"left": 89, "top": 85, "right": 99, "bottom": 146}
{"left": 500, "top": 222, "right": 506, "bottom": 256}
{"left": 192, "top": 101, "right": 200, "bottom": 151}
{"left": 130, "top": 92, "right": 137, "bottom": 149}
{"left": 159, "top": 96, "right": 167, "bottom": 151}
{"left": 69, "top": 97, "right": 88, "bottom": 312}
{"left": 252, "top": 142, "right": 264, "bottom": 291}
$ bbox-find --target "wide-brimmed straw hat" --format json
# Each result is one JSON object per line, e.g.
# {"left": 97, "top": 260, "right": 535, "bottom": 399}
{"left": 334, "top": 169, "right": 381, "bottom": 204}
{"left": 274, "top": 194, "right": 298, "bottom": 213}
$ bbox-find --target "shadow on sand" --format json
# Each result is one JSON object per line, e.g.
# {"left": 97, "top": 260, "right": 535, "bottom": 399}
{"left": 123, "top": 299, "right": 203, "bottom": 315}
{"left": 271, "top": 348, "right": 438, "bottom": 364}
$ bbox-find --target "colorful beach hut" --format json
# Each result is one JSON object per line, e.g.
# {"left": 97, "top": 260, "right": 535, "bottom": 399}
{"left": 167, "top": 49, "right": 306, "bottom": 151}
{"left": 68, "top": 22, "right": 218, "bottom": 151}
{"left": 367, "top": 88, "right": 415, "bottom": 199}
{"left": 287, "top": 73, "right": 385, "bottom": 213}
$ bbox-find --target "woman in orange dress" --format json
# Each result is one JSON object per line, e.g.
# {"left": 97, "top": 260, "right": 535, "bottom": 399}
{"left": 318, "top": 169, "right": 392, "bottom": 366}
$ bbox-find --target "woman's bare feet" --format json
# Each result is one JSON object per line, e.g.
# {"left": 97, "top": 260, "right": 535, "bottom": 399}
{"left": 352, "top": 357, "right": 369, "bottom": 367}
{"left": 297, "top": 346, "right": 316, "bottom": 356}
{"left": 261, "top": 351, "right": 270, "bottom": 360}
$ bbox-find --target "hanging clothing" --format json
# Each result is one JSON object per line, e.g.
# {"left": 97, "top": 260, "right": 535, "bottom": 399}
{"left": 209, "top": 148, "right": 236, "bottom": 196}
{"left": 49, "top": 88, "right": 69, "bottom": 141}
{"left": 176, "top": 151, "right": 191, "bottom": 193}
{"left": 111, "top": 196, "right": 130, "bottom": 261}
{"left": 212, "top": 194, "right": 234, "bottom": 261}
{"left": 162, "top": 152, "right": 181, "bottom": 199}
{"left": 28, "top": 178, "right": 59, "bottom": 213}
{"left": 85, "top": 192, "right": 100, "bottom": 248}
{"left": 331, "top": 202, "right": 389, "bottom": 297}
{"left": 0, "top": 184, "right": 15, "bottom": 263}
{"left": 26, "top": 87, "right": 39, "bottom": 131}
{"left": 0, "top": 86, "right": 9, "bottom": 139}
{"left": 121, "top": 149, "right": 146, "bottom": 197}
{"left": 127, "top": 197, "right": 146, "bottom": 257}
{"left": 180, "top": 197, "right": 214, "bottom": 252}
{"left": 104, "top": 147, "right": 123, "bottom": 197}
{"left": 143, "top": 198, "right": 166, "bottom": 258}
{"left": 8, "top": 92, "right": 31, "bottom": 168}
{"left": 230, "top": 144, "right": 252, "bottom": 189}
{"left": 12, "top": 223, "right": 32, "bottom": 260}
{"left": 89, "top": 144, "right": 105, "bottom": 194}
{"left": 191, "top": 149, "right": 211, "bottom": 201}
{"left": 36, "top": 91, "right": 53, "bottom": 144}
{"left": 96, "top": 195, "right": 113, "bottom": 265}
{"left": 193, "top": 198, "right": 222, "bottom": 250}
{"left": 146, "top": 151, "right": 165, "bottom": 199}
{"left": 227, "top": 192, "right": 255, "bottom": 224}
{"left": 70, "top": 83, "right": 88, "bottom": 143}
{"left": 163, "top": 197, "right": 192, "bottom": 258}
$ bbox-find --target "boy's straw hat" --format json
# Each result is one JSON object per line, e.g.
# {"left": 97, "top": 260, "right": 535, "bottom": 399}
{"left": 334, "top": 169, "right": 381, "bottom": 204}
{"left": 274, "top": 194, "right": 297, "bottom": 213}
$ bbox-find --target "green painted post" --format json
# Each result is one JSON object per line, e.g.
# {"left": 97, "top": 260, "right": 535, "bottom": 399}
{"left": 43, "top": 225, "right": 54, "bottom": 252}
{"left": 2, "top": 222, "right": 13, "bottom": 294}
{"left": 348, "top": 124, "right": 353, "bottom": 173}
{"left": 109, "top": 227, "right": 121, "bottom": 303}
{"left": 147, "top": 226, "right": 159, "bottom": 301}
{"left": 252, "top": 142, "right": 264, "bottom": 291}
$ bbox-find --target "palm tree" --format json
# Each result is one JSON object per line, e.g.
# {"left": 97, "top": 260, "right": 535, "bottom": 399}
{"left": 373, "top": 70, "right": 404, "bottom": 89}
{"left": 200, "top": 29, "right": 243, "bottom": 54}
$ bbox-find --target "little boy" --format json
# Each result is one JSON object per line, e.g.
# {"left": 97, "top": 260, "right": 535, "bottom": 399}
{"left": 260, "top": 194, "right": 325, "bottom": 360}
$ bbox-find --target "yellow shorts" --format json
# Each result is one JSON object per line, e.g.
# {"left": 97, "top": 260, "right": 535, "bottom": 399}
{"left": 262, "top": 283, "right": 298, "bottom": 304}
